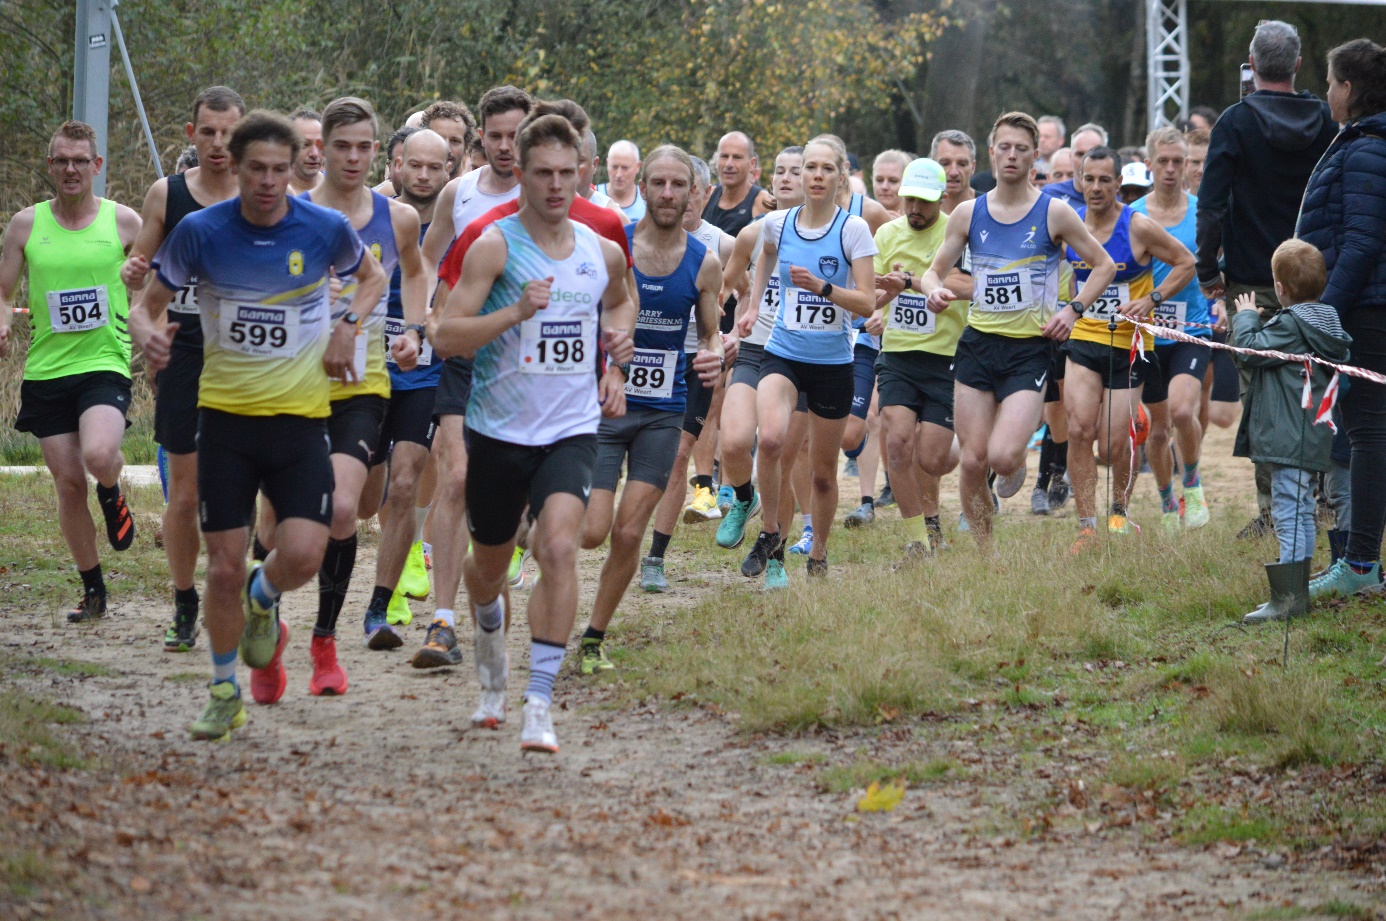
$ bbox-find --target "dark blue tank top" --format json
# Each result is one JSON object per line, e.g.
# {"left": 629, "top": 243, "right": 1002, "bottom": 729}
{"left": 625, "top": 224, "right": 707, "bottom": 413}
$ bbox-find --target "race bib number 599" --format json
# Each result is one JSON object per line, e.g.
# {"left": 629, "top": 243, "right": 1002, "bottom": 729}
{"left": 219, "top": 302, "right": 299, "bottom": 358}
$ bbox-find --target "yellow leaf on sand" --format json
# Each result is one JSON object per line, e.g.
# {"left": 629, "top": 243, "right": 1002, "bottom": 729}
{"left": 857, "top": 780, "right": 906, "bottom": 813}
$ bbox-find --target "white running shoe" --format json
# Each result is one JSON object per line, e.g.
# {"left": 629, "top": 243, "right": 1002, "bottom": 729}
{"left": 995, "top": 465, "right": 1027, "bottom": 499}
{"left": 474, "top": 625, "right": 509, "bottom": 692}
{"left": 520, "top": 696, "right": 559, "bottom": 753}
{"left": 471, "top": 690, "right": 507, "bottom": 729}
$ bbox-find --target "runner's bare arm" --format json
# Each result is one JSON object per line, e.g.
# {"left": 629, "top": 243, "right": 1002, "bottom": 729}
{"left": 692, "top": 249, "right": 726, "bottom": 386}
{"left": 921, "top": 200, "right": 973, "bottom": 312}
{"left": 737, "top": 232, "right": 775, "bottom": 338}
{"left": 1126, "top": 212, "right": 1195, "bottom": 318}
{"left": 723, "top": 222, "right": 757, "bottom": 308}
{"left": 121, "top": 178, "right": 168, "bottom": 290}
{"left": 599, "top": 239, "right": 636, "bottom": 365}
{"left": 130, "top": 277, "right": 178, "bottom": 373}
{"left": 0, "top": 208, "right": 35, "bottom": 357}
{"left": 420, "top": 176, "right": 460, "bottom": 271}
{"left": 751, "top": 187, "right": 775, "bottom": 218}
{"left": 431, "top": 228, "right": 513, "bottom": 359}
{"left": 389, "top": 201, "right": 426, "bottom": 369}
{"left": 1043, "top": 200, "right": 1114, "bottom": 340}
{"left": 115, "top": 203, "right": 142, "bottom": 256}
{"left": 860, "top": 197, "right": 891, "bottom": 235}
{"left": 325, "top": 249, "right": 388, "bottom": 383}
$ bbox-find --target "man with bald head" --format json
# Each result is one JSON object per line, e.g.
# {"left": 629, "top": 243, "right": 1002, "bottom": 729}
{"left": 368, "top": 126, "right": 453, "bottom": 627}
{"left": 1041, "top": 122, "right": 1107, "bottom": 206}
{"left": 702, "top": 131, "right": 773, "bottom": 237}
{"left": 599, "top": 140, "right": 645, "bottom": 220}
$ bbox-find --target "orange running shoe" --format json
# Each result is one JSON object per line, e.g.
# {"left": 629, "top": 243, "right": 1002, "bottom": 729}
{"left": 308, "top": 633, "right": 349, "bottom": 696}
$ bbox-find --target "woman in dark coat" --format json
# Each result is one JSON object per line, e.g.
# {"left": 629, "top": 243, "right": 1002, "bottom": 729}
{"left": 1296, "top": 38, "right": 1386, "bottom": 599}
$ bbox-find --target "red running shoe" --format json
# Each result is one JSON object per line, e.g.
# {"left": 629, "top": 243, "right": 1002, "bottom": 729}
{"left": 308, "top": 634, "right": 349, "bottom": 696}
{"left": 249, "top": 620, "right": 290, "bottom": 704}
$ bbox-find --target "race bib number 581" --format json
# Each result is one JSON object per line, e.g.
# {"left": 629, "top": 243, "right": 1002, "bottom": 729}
{"left": 978, "top": 271, "right": 1032, "bottom": 313}
{"left": 520, "top": 317, "right": 594, "bottom": 375}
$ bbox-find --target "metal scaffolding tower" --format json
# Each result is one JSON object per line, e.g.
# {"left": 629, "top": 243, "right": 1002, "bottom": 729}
{"left": 1146, "top": 0, "right": 1189, "bottom": 131}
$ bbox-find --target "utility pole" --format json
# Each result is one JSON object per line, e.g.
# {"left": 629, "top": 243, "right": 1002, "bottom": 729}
{"left": 72, "top": 0, "right": 113, "bottom": 196}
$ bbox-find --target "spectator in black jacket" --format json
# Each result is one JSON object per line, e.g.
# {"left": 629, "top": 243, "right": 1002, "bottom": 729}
{"left": 1195, "top": 20, "right": 1337, "bottom": 538}
{"left": 1296, "top": 38, "right": 1386, "bottom": 601}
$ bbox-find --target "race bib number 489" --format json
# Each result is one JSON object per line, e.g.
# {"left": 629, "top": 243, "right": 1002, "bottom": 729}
{"left": 624, "top": 348, "right": 677, "bottom": 400}
{"left": 219, "top": 302, "right": 299, "bottom": 358}
{"left": 520, "top": 317, "right": 594, "bottom": 375}
{"left": 47, "top": 286, "right": 110, "bottom": 333}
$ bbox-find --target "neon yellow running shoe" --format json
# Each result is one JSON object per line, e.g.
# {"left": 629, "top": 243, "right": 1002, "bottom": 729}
{"left": 1161, "top": 510, "right": 1182, "bottom": 534}
{"left": 1108, "top": 514, "right": 1141, "bottom": 536}
{"left": 387, "top": 591, "right": 413, "bottom": 626}
{"left": 683, "top": 485, "right": 722, "bottom": 523}
{"left": 398, "top": 541, "right": 430, "bottom": 600}
{"left": 1183, "top": 485, "right": 1210, "bottom": 529}
{"left": 579, "top": 637, "right": 614, "bottom": 675}
{"left": 189, "top": 681, "right": 246, "bottom": 741}
{"left": 508, "top": 547, "right": 529, "bottom": 589}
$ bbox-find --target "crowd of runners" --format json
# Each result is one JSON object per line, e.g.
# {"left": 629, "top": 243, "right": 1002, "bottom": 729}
{"left": 2, "top": 31, "right": 1381, "bottom": 751}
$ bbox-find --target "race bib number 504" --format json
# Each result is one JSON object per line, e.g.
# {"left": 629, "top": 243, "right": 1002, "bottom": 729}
{"left": 520, "top": 317, "right": 594, "bottom": 375}
{"left": 218, "top": 302, "right": 299, "bottom": 358}
{"left": 47, "top": 286, "right": 111, "bottom": 333}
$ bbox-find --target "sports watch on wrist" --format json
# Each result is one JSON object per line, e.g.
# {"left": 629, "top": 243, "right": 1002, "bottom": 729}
{"left": 820, "top": 282, "right": 835, "bottom": 299}
{"left": 339, "top": 311, "right": 361, "bottom": 328}
{"left": 1068, "top": 300, "right": 1085, "bottom": 317}
{"left": 405, "top": 323, "right": 426, "bottom": 340}
{"left": 1149, "top": 290, "right": 1165, "bottom": 307}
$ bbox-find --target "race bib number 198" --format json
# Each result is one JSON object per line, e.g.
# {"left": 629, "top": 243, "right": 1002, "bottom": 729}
{"left": 47, "top": 286, "right": 110, "bottom": 333}
{"left": 520, "top": 317, "right": 594, "bottom": 375}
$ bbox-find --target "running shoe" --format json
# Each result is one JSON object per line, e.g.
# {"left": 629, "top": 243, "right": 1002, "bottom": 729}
{"left": 308, "top": 633, "right": 348, "bottom": 696}
{"left": 844, "top": 456, "right": 859, "bottom": 477}
{"left": 787, "top": 526, "right": 813, "bottom": 555}
{"left": 806, "top": 557, "right": 829, "bottom": 578}
{"left": 422, "top": 543, "right": 433, "bottom": 571}
{"left": 1030, "top": 486, "right": 1049, "bottom": 516}
{"left": 520, "top": 696, "right": 558, "bottom": 753}
{"left": 1047, "top": 468, "right": 1071, "bottom": 512}
{"left": 1309, "top": 559, "right": 1382, "bottom": 601}
{"left": 927, "top": 520, "right": 945, "bottom": 552}
{"left": 995, "top": 465, "right": 1026, "bottom": 499}
{"left": 364, "top": 608, "right": 403, "bottom": 650}
{"left": 508, "top": 547, "right": 530, "bottom": 589}
{"left": 411, "top": 619, "right": 462, "bottom": 669}
{"left": 892, "top": 540, "right": 933, "bottom": 571}
{"left": 398, "top": 541, "right": 430, "bottom": 600}
{"left": 474, "top": 625, "right": 508, "bottom": 693}
{"left": 579, "top": 637, "right": 614, "bottom": 675}
{"left": 386, "top": 591, "right": 413, "bottom": 627}
{"left": 99, "top": 486, "right": 135, "bottom": 551}
{"left": 163, "top": 596, "right": 197, "bottom": 652}
{"left": 716, "top": 484, "right": 735, "bottom": 513}
{"left": 68, "top": 589, "right": 107, "bottom": 624}
{"left": 716, "top": 492, "right": 760, "bottom": 549}
{"left": 741, "top": 530, "right": 778, "bottom": 577}
{"left": 764, "top": 559, "right": 789, "bottom": 590}
{"left": 249, "top": 620, "right": 290, "bottom": 705}
{"left": 1183, "top": 485, "right": 1210, "bottom": 529}
{"left": 472, "top": 691, "right": 507, "bottom": 728}
{"left": 1108, "top": 514, "right": 1141, "bottom": 536}
{"left": 1161, "top": 510, "right": 1182, "bottom": 535}
{"left": 876, "top": 484, "right": 896, "bottom": 509}
{"left": 640, "top": 556, "right": 668, "bottom": 593}
{"left": 1069, "top": 526, "right": 1099, "bottom": 555}
{"left": 843, "top": 503, "right": 875, "bottom": 529}
{"left": 683, "top": 485, "right": 723, "bottom": 523}
{"left": 189, "top": 681, "right": 246, "bottom": 742}
{"left": 958, "top": 512, "right": 971, "bottom": 533}
{"left": 239, "top": 563, "right": 281, "bottom": 669}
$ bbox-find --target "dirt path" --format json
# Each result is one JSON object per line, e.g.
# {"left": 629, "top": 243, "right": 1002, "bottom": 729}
{"left": 3, "top": 426, "right": 1379, "bottom": 919}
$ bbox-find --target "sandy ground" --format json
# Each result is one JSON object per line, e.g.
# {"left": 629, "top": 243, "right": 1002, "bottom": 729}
{"left": 3, "top": 424, "right": 1381, "bottom": 919}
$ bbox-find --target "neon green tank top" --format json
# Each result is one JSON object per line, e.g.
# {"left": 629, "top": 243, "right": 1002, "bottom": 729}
{"left": 22, "top": 199, "right": 131, "bottom": 381}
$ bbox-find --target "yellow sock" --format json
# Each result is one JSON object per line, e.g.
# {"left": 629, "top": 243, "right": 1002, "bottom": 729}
{"left": 903, "top": 514, "right": 930, "bottom": 546}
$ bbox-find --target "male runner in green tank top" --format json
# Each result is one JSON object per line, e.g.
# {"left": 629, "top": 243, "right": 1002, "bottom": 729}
{"left": 0, "top": 121, "right": 143, "bottom": 622}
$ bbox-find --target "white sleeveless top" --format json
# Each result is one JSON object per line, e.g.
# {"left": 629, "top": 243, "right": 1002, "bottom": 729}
{"left": 450, "top": 168, "right": 521, "bottom": 240}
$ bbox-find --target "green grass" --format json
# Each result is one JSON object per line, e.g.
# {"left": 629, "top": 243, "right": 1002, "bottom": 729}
{"left": 1, "top": 849, "right": 53, "bottom": 899}
{"left": 19, "top": 657, "right": 119, "bottom": 678}
{"left": 818, "top": 757, "right": 958, "bottom": 794}
{"left": 0, "top": 683, "right": 88, "bottom": 769}
{"left": 1246, "top": 902, "right": 1376, "bottom": 921}
{"left": 766, "top": 750, "right": 826, "bottom": 766}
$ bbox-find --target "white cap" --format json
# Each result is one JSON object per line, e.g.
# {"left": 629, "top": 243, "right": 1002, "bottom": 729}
{"left": 1120, "top": 162, "right": 1153, "bottom": 188}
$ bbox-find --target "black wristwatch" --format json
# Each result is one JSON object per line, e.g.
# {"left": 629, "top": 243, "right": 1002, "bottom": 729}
{"left": 615, "top": 362, "right": 632, "bottom": 381}
{"left": 1149, "top": 290, "right": 1165, "bottom": 307}
{"left": 339, "top": 311, "right": 361, "bottom": 328}
{"left": 820, "top": 282, "right": 835, "bottom": 299}
{"left": 903, "top": 271, "right": 914, "bottom": 291}
{"left": 1068, "top": 300, "right": 1085, "bottom": 317}
{"left": 405, "top": 323, "right": 426, "bottom": 341}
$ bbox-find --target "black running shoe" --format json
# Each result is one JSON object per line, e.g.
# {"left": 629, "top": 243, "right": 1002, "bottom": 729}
{"left": 99, "top": 486, "right": 135, "bottom": 551}
{"left": 806, "top": 557, "right": 829, "bottom": 578}
{"left": 1047, "top": 467, "right": 1071, "bottom": 511}
{"left": 876, "top": 485, "right": 896, "bottom": 508}
{"left": 741, "top": 531, "right": 778, "bottom": 578}
{"left": 68, "top": 589, "right": 107, "bottom": 624}
{"left": 163, "top": 596, "right": 198, "bottom": 652}
{"left": 1236, "top": 509, "right": 1274, "bottom": 541}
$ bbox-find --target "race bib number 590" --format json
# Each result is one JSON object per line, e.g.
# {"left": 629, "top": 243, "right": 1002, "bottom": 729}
{"left": 520, "top": 317, "right": 594, "bottom": 375}
{"left": 890, "top": 292, "right": 936, "bottom": 335}
{"left": 47, "top": 286, "right": 110, "bottom": 333}
{"left": 218, "top": 302, "right": 299, "bottom": 358}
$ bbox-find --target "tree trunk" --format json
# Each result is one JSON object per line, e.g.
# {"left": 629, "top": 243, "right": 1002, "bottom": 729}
{"left": 913, "top": 0, "right": 998, "bottom": 155}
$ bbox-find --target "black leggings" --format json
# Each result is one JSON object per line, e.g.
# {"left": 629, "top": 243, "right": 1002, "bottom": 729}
{"left": 1343, "top": 371, "right": 1386, "bottom": 562}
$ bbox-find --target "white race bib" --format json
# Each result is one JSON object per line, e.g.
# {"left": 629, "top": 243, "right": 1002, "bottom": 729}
{"left": 624, "top": 348, "right": 677, "bottom": 400}
{"left": 218, "top": 302, "right": 299, "bottom": 358}
{"left": 519, "top": 316, "right": 593, "bottom": 375}
{"left": 890, "top": 292, "right": 936, "bottom": 335}
{"left": 1088, "top": 283, "right": 1132, "bottom": 320}
{"left": 977, "top": 271, "right": 1033, "bottom": 313}
{"left": 384, "top": 317, "right": 433, "bottom": 367}
{"left": 47, "top": 286, "right": 111, "bottom": 333}
{"left": 784, "top": 288, "right": 840, "bottom": 332}
{"left": 1150, "top": 299, "right": 1187, "bottom": 332}
{"left": 170, "top": 279, "right": 199, "bottom": 315}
